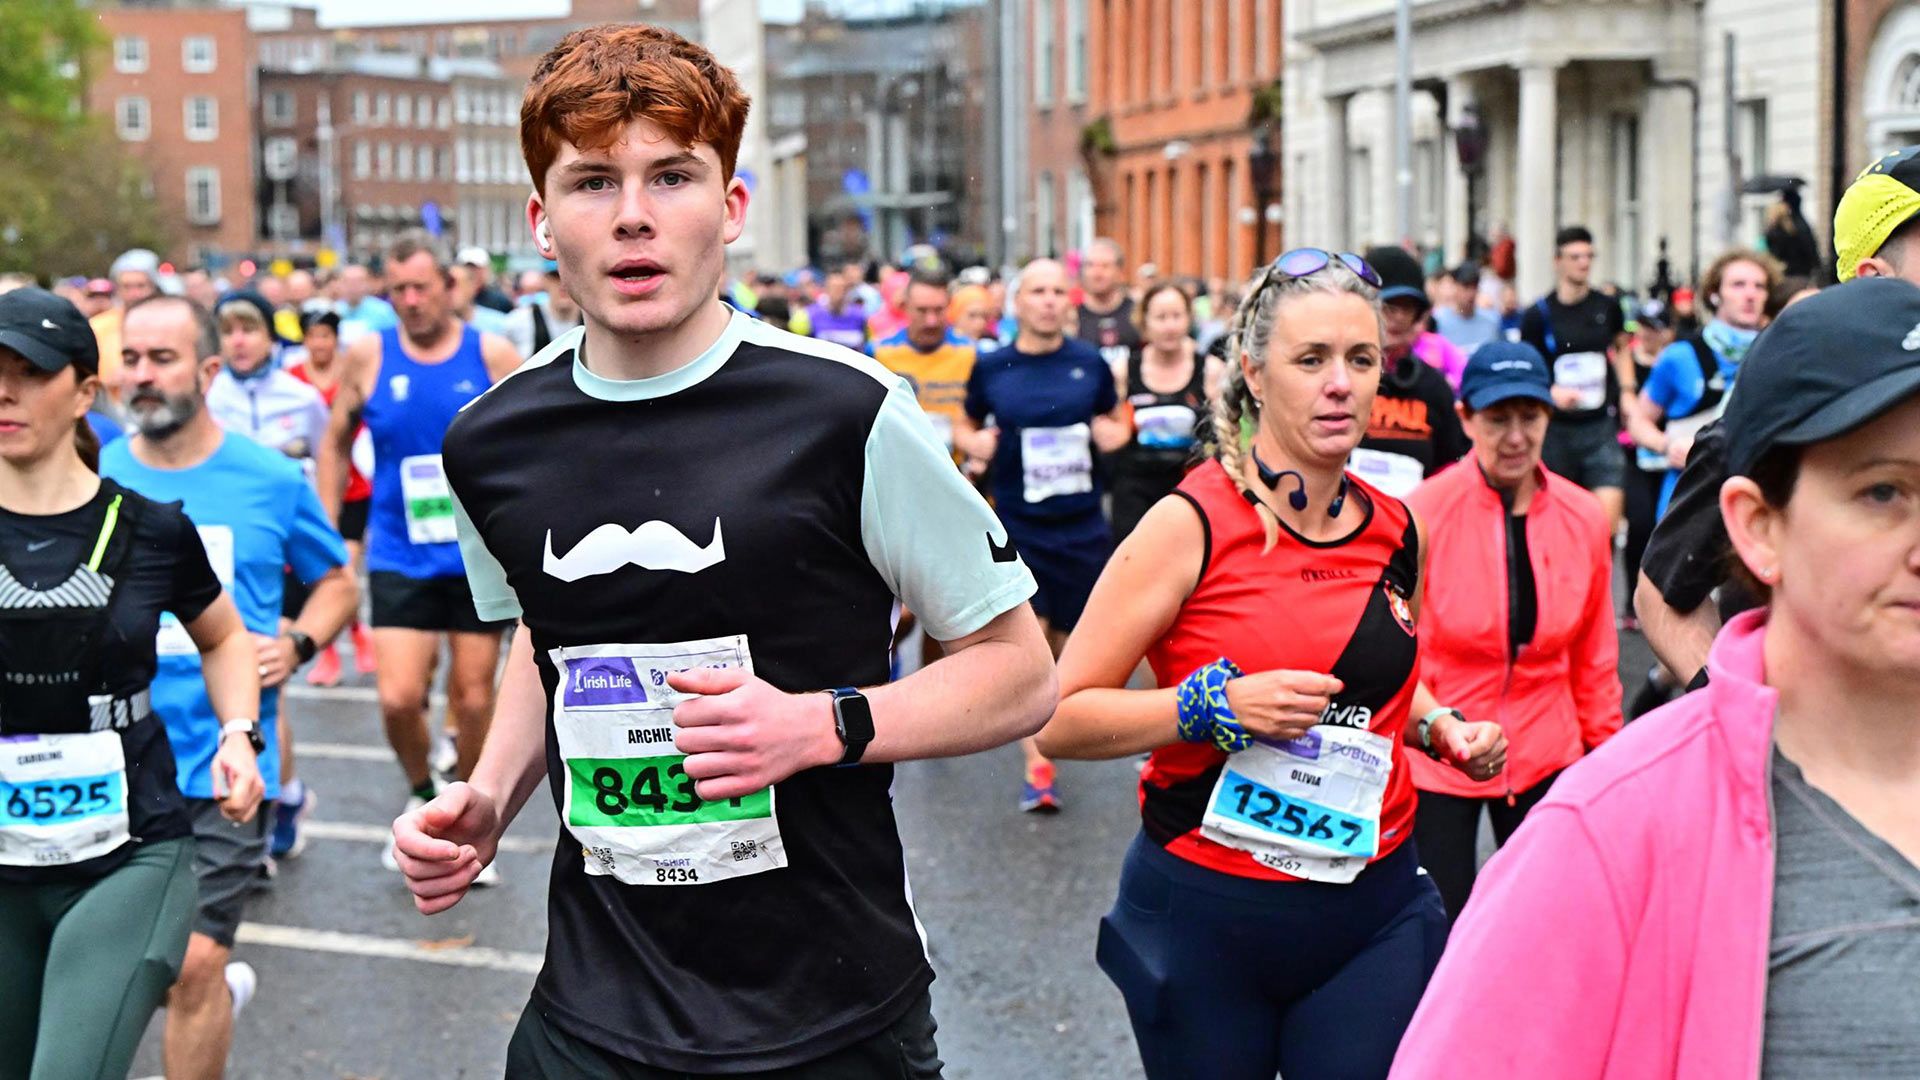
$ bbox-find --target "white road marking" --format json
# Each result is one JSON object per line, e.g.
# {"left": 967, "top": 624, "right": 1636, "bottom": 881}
{"left": 297, "top": 741, "right": 391, "bottom": 761}
{"left": 283, "top": 684, "right": 447, "bottom": 707}
{"left": 235, "top": 922, "right": 543, "bottom": 975}
{"left": 300, "top": 819, "right": 551, "bottom": 854}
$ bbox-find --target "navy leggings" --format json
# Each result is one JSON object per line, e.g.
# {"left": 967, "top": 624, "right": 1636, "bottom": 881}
{"left": 1097, "top": 834, "right": 1447, "bottom": 1080}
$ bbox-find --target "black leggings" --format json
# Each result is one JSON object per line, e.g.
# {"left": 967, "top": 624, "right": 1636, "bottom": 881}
{"left": 1621, "top": 452, "right": 1663, "bottom": 616}
{"left": 1412, "top": 771, "right": 1560, "bottom": 923}
{"left": 1098, "top": 834, "right": 1446, "bottom": 1080}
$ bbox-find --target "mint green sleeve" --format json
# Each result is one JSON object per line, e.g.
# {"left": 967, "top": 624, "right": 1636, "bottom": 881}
{"left": 860, "top": 379, "right": 1036, "bottom": 641}
{"left": 452, "top": 486, "right": 522, "bottom": 622}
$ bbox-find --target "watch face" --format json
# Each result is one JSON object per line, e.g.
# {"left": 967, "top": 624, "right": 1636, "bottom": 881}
{"left": 835, "top": 690, "right": 875, "bottom": 749}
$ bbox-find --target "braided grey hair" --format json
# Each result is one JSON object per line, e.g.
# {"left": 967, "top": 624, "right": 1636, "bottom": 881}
{"left": 1211, "top": 259, "right": 1382, "bottom": 551}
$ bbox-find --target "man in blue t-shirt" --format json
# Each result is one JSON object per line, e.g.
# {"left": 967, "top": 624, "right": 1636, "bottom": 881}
{"left": 105, "top": 295, "right": 357, "bottom": 1080}
{"left": 1633, "top": 251, "right": 1776, "bottom": 516}
{"left": 956, "top": 257, "right": 1128, "bottom": 813}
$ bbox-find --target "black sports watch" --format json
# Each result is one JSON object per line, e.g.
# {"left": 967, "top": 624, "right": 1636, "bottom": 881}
{"left": 285, "top": 629, "right": 318, "bottom": 666}
{"left": 827, "top": 687, "right": 874, "bottom": 765}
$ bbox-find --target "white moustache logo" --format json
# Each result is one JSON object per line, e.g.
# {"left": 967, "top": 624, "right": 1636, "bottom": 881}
{"left": 542, "top": 519, "right": 726, "bottom": 581}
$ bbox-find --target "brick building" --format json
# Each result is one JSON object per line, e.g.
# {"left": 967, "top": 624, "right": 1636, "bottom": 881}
{"left": 1025, "top": 0, "right": 1095, "bottom": 261}
{"left": 257, "top": 55, "right": 531, "bottom": 264}
{"left": 1028, "top": 0, "right": 1285, "bottom": 281}
{"left": 91, "top": 4, "right": 257, "bottom": 268}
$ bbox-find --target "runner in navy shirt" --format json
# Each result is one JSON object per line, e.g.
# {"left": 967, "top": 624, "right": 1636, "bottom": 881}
{"left": 957, "top": 258, "right": 1127, "bottom": 812}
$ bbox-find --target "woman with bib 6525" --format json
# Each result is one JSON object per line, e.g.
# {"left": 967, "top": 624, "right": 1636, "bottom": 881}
{"left": 0, "top": 289, "right": 263, "bottom": 1080}
{"left": 1037, "top": 250, "right": 1506, "bottom": 1080}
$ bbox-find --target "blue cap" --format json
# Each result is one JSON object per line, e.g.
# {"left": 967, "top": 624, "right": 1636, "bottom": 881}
{"left": 1458, "top": 340, "right": 1554, "bottom": 411}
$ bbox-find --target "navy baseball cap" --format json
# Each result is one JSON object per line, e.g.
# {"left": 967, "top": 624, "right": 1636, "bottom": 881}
{"left": 0, "top": 288, "right": 99, "bottom": 376}
{"left": 1724, "top": 276, "right": 1920, "bottom": 475}
{"left": 1458, "top": 340, "right": 1554, "bottom": 411}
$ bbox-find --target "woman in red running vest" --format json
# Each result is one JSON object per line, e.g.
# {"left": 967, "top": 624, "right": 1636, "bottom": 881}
{"left": 1037, "top": 249, "right": 1506, "bottom": 1080}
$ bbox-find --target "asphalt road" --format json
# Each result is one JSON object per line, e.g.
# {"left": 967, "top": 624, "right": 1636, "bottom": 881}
{"left": 128, "top": 627, "right": 1657, "bottom": 1080}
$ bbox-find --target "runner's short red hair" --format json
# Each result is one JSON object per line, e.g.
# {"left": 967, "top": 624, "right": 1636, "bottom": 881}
{"left": 520, "top": 23, "right": 750, "bottom": 196}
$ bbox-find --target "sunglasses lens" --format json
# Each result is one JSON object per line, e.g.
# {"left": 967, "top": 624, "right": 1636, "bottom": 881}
{"left": 1339, "top": 252, "right": 1383, "bottom": 287}
{"left": 1274, "top": 249, "right": 1332, "bottom": 278}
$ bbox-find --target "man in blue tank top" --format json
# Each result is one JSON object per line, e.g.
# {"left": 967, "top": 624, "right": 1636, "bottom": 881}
{"left": 317, "top": 232, "right": 522, "bottom": 881}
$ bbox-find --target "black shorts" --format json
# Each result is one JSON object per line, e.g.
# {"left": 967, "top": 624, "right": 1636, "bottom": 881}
{"left": 504, "top": 990, "right": 943, "bottom": 1079}
{"left": 338, "top": 497, "right": 370, "bottom": 543}
{"left": 369, "top": 571, "right": 504, "bottom": 634}
{"left": 187, "top": 798, "right": 269, "bottom": 948}
{"left": 281, "top": 567, "right": 309, "bottom": 620}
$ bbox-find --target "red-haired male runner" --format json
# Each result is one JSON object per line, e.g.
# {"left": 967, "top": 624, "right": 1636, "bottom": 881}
{"left": 391, "top": 24, "right": 1057, "bottom": 1078}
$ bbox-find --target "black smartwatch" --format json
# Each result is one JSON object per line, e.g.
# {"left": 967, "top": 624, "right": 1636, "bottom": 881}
{"left": 221, "top": 719, "right": 267, "bottom": 755}
{"left": 827, "top": 687, "right": 874, "bottom": 765}
{"left": 285, "top": 629, "right": 318, "bottom": 666}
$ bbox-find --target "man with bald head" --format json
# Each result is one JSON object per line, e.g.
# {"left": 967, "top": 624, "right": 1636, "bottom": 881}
{"left": 958, "top": 258, "right": 1130, "bottom": 813}
{"left": 1075, "top": 238, "right": 1141, "bottom": 371}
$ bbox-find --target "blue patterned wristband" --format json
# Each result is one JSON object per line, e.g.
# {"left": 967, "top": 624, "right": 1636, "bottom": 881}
{"left": 1176, "top": 659, "right": 1246, "bottom": 750}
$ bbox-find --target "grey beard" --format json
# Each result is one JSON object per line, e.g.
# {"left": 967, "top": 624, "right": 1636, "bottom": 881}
{"left": 127, "top": 393, "right": 200, "bottom": 440}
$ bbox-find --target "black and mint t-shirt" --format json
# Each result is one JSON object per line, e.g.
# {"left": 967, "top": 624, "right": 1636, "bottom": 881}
{"left": 442, "top": 307, "right": 1035, "bottom": 1072}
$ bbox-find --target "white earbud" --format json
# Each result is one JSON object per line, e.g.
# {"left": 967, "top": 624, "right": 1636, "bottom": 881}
{"left": 536, "top": 222, "right": 552, "bottom": 252}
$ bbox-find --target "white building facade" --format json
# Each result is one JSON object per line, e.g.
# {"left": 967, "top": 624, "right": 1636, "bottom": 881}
{"left": 1284, "top": 0, "right": 1827, "bottom": 300}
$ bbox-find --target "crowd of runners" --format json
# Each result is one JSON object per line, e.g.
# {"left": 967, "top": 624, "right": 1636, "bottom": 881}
{"left": 1, "top": 20, "right": 1917, "bottom": 1080}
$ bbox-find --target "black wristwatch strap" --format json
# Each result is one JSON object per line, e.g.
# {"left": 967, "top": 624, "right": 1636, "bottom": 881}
{"left": 286, "top": 629, "right": 318, "bottom": 666}
{"left": 828, "top": 687, "right": 874, "bottom": 766}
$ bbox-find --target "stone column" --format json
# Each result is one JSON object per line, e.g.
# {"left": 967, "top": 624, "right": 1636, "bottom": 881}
{"left": 1643, "top": 78, "right": 1697, "bottom": 287}
{"left": 1326, "top": 93, "right": 1351, "bottom": 251}
{"left": 1442, "top": 74, "right": 1475, "bottom": 262}
{"left": 1515, "top": 61, "right": 1560, "bottom": 299}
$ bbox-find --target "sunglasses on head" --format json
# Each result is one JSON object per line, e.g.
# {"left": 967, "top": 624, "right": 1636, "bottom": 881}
{"left": 1269, "top": 248, "right": 1383, "bottom": 288}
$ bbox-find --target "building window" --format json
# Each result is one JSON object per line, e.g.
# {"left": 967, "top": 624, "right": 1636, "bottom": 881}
{"left": 417, "top": 95, "right": 432, "bottom": 129}
{"left": 396, "top": 94, "right": 412, "bottom": 128}
{"left": 1034, "top": 0, "right": 1056, "bottom": 107}
{"left": 115, "top": 96, "right": 150, "bottom": 142}
{"left": 1036, "top": 171, "right": 1057, "bottom": 256}
{"left": 1066, "top": 0, "right": 1088, "bottom": 104}
{"left": 1067, "top": 169, "right": 1093, "bottom": 253}
{"left": 417, "top": 145, "right": 434, "bottom": 183}
{"left": 1736, "top": 98, "right": 1769, "bottom": 179}
{"left": 185, "top": 96, "right": 218, "bottom": 141}
{"left": 376, "top": 141, "right": 393, "bottom": 179}
{"left": 265, "top": 89, "right": 296, "bottom": 127}
{"left": 186, "top": 167, "right": 221, "bottom": 226}
{"left": 182, "top": 36, "right": 216, "bottom": 74}
{"left": 397, "top": 142, "right": 414, "bottom": 180}
{"left": 772, "top": 91, "right": 804, "bottom": 129}
{"left": 114, "top": 36, "right": 148, "bottom": 74}
{"left": 353, "top": 91, "right": 369, "bottom": 124}
{"left": 373, "top": 93, "right": 390, "bottom": 126}
{"left": 354, "top": 140, "right": 371, "bottom": 180}
{"left": 437, "top": 97, "right": 451, "bottom": 129}
{"left": 456, "top": 138, "right": 472, "bottom": 183}
{"left": 455, "top": 88, "right": 471, "bottom": 124}
{"left": 264, "top": 136, "right": 298, "bottom": 181}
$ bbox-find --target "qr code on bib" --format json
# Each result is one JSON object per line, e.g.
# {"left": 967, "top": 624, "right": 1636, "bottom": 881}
{"left": 731, "top": 839, "right": 758, "bottom": 863}
{"left": 586, "top": 845, "right": 615, "bottom": 871}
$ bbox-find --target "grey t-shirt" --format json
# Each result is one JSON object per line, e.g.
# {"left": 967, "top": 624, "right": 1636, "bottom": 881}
{"left": 1762, "top": 749, "right": 1920, "bottom": 1078}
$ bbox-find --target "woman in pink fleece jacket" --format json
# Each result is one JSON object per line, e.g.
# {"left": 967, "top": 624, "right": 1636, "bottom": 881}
{"left": 1391, "top": 277, "right": 1920, "bottom": 1079}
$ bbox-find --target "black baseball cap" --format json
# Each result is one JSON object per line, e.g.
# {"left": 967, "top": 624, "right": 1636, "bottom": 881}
{"left": 1724, "top": 276, "right": 1920, "bottom": 475}
{"left": 1363, "top": 246, "right": 1429, "bottom": 309}
{"left": 0, "top": 288, "right": 99, "bottom": 376}
{"left": 1458, "top": 340, "right": 1554, "bottom": 411}
{"left": 1449, "top": 261, "right": 1482, "bottom": 288}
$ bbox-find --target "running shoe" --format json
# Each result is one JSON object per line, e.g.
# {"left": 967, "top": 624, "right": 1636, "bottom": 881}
{"left": 225, "top": 961, "right": 257, "bottom": 1019}
{"left": 381, "top": 795, "right": 428, "bottom": 872}
{"left": 1020, "top": 762, "right": 1062, "bottom": 814}
{"left": 430, "top": 732, "right": 459, "bottom": 781}
{"left": 269, "top": 779, "right": 313, "bottom": 860}
{"left": 306, "top": 642, "right": 342, "bottom": 687}
{"left": 351, "top": 622, "right": 377, "bottom": 675}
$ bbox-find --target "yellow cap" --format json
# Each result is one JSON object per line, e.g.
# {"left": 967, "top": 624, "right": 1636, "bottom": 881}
{"left": 1835, "top": 146, "right": 1920, "bottom": 281}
